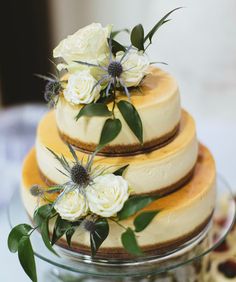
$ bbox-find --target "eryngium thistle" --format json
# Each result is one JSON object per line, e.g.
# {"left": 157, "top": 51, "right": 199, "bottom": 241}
{"left": 71, "top": 164, "right": 91, "bottom": 187}
{"left": 82, "top": 219, "right": 96, "bottom": 233}
{"left": 30, "top": 185, "right": 43, "bottom": 196}
{"left": 45, "top": 81, "right": 62, "bottom": 96}
{"left": 107, "top": 61, "right": 123, "bottom": 78}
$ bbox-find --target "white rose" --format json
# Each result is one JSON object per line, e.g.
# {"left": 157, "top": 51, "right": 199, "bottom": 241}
{"left": 53, "top": 23, "right": 111, "bottom": 73}
{"left": 64, "top": 70, "right": 101, "bottom": 104}
{"left": 54, "top": 189, "right": 88, "bottom": 221}
{"left": 86, "top": 174, "right": 129, "bottom": 217}
{"left": 116, "top": 50, "right": 150, "bottom": 87}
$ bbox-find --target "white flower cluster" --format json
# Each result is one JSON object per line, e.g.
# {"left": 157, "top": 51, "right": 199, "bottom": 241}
{"left": 54, "top": 174, "right": 129, "bottom": 221}
{"left": 53, "top": 23, "right": 150, "bottom": 105}
{"left": 64, "top": 70, "right": 101, "bottom": 104}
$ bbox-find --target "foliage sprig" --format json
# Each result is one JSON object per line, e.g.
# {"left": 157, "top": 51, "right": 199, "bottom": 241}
{"left": 75, "top": 7, "right": 182, "bottom": 151}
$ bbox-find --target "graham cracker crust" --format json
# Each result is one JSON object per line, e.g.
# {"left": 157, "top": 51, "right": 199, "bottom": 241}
{"left": 58, "top": 123, "right": 180, "bottom": 157}
{"left": 55, "top": 212, "right": 213, "bottom": 259}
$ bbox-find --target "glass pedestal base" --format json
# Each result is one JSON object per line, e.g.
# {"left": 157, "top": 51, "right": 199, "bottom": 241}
{"left": 46, "top": 259, "right": 209, "bottom": 282}
{"left": 8, "top": 175, "right": 235, "bottom": 281}
{"left": 46, "top": 251, "right": 211, "bottom": 282}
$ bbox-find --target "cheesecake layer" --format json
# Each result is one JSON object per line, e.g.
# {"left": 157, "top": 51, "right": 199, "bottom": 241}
{"left": 56, "top": 67, "right": 181, "bottom": 155}
{"left": 22, "top": 144, "right": 216, "bottom": 257}
{"left": 36, "top": 110, "right": 198, "bottom": 195}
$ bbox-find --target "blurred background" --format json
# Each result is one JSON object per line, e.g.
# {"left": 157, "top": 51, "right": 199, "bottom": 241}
{"left": 0, "top": 0, "right": 236, "bottom": 280}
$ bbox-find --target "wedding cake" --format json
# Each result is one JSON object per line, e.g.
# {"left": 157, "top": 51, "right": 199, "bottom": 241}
{"left": 8, "top": 9, "right": 216, "bottom": 281}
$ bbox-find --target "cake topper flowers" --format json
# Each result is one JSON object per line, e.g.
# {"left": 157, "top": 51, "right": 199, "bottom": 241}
{"left": 45, "top": 144, "right": 130, "bottom": 220}
{"left": 41, "top": 8, "right": 181, "bottom": 152}
{"left": 8, "top": 144, "right": 160, "bottom": 282}
{"left": 73, "top": 41, "right": 150, "bottom": 100}
{"left": 53, "top": 23, "right": 111, "bottom": 74}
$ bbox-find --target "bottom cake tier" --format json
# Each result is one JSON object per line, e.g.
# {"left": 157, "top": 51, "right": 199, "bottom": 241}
{"left": 21, "top": 144, "right": 216, "bottom": 258}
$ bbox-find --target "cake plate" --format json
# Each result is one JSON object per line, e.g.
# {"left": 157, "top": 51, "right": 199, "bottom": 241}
{"left": 8, "top": 175, "right": 236, "bottom": 282}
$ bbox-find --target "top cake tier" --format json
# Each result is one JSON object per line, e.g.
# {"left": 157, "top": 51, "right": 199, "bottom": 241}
{"left": 56, "top": 67, "right": 181, "bottom": 155}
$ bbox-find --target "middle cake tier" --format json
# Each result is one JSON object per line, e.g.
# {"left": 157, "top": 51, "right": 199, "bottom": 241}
{"left": 36, "top": 109, "right": 198, "bottom": 196}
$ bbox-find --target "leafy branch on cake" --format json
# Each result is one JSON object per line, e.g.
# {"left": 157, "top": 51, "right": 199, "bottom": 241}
{"left": 8, "top": 144, "right": 160, "bottom": 282}
{"left": 49, "top": 7, "right": 181, "bottom": 150}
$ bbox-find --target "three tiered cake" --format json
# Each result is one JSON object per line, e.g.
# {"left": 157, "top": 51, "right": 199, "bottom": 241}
{"left": 8, "top": 11, "right": 216, "bottom": 281}
{"left": 22, "top": 66, "right": 216, "bottom": 257}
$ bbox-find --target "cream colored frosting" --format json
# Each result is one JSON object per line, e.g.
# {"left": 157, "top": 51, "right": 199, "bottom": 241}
{"left": 55, "top": 67, "right": 181, "bottom": 147}
{"left": 36, "top": 110, "right": 198, "bottom": 195}
{"left": 21, "top": 144, "right": 216, "bottom": 251}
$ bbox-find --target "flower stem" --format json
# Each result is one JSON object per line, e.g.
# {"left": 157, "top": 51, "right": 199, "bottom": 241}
{"left": 111, "top": 79, "right": 117, "bottom": 119}
{"left": 43, "top": 195, "right": 54, "bottom": 203}
{"left": 46, "top": 186, "right": 63, "bottom": 193}
{"left": 29, "top": 225, "right": 39, "bottom": 236}
{"left": 144, "top": 42, "right": 151, "bottom": 52}
{"left": 110, "top": 218, "right": 127, "bottom": 231}
{"left": 112, "top": 99, "right": 116, "bottom": 119}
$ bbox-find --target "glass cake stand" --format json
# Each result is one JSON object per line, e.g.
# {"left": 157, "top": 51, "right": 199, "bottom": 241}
{"left": 8, "top": 175, "right": 236, "bottom": 282}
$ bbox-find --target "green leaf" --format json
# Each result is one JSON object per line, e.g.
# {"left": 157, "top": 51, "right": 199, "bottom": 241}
{"left": 144, "top": 7, "right": 182, "bottom": 44}
{"left": 108, "top": 38, "right": 126, "bottom": 55}
{"left": 41, "top": 221, "right": 58, "bottom": 256}
{"left": 111, "top": 28, "right": 130, "bottom": 38}
{"left": 46, "top": 147, "right": 70, "bottom": 173}
{"left": 117, "top": 195, "right": 159, "bottom": 220}
{"left": 117, "top": 100, "right": 143, "bottom": 144}
{"left": 61, "top": 154, "right": 71, "bottom": 171}
{"left": 33, "top": 205, "right": 58, "bottom": 256}
{"left": 97, "top": 118, "right": 122, "bottom": 151}
{"left": 33, "top": 204, "right": 53, "bottom": 225}
{"left": 8, "top": 224, "right": 33, "bottom": 253}
{"left": 131, "top": 24, "right": 144, "bottom": 51}
{"left": 66, "top": 226, "right": 77, "bottom": 247}
{"left": 113, "top": 165, "right": 129, "bottom": 176}
{"left": 75, "top": 103, "right": 112, "bottom": 121}
{"left": 90, "top": 218, "right": 109, "bottom": 257}
{"left": 52, "top": 216, "right": 72, "bottom": 245}
{"left": 121, "top": 228, "right": 142, "bottom": 256}
{"left": 134, "top": 210, "right": 160, "bottom": 232}
{"left": 18, "top": 236, "right": 37, "bottom": 282}
{"left": 67, "top": 143, "right": 79, "bottom": 163}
